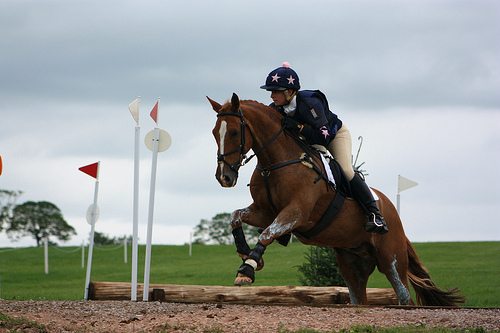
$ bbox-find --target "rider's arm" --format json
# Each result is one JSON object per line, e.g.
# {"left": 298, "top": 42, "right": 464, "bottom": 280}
{"left": 296, "top": 97, "right": 336, "bottom": 146}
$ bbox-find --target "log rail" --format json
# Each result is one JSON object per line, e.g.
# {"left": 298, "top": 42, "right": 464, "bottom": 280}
{"left": 89, "top": 282, "right": 398, "bottom": 306}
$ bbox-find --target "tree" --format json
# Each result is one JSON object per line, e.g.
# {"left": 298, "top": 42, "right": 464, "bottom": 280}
{"left": 193, "top": 213, "right": 260, "bottom": 245}
{"left": 0, "top": 189, "right": 23, "bottom": 231}
{"left": 93, "top": 232, "right": 116, "bottom": 246}
{"left": 93, "top": 232, "right": 131, "bottom": 246}
{"left": 7, "top": 201, "right": 76, "bottom": 246}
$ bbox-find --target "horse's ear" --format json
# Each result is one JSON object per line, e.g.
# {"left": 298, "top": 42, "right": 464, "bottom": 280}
{"left": 231, "top": 93, "right": 240, "bottom": 113}
{"left": 206, "top": 96, "right": 222, "bottom": 113}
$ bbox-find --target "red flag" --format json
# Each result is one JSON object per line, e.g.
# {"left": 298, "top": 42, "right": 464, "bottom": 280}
{"left": 0, "top": 155, "right": 3, "bottom": 176}
{"left": 79, "top": 162, "right": 99, "bottom": 179}
{"left": 150, "top": 101, "right": 158, "bottom": 123}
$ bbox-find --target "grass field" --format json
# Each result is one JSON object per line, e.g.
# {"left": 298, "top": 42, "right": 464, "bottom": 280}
{"left": 0, "top": 241, "right": 498, "bottom": 307}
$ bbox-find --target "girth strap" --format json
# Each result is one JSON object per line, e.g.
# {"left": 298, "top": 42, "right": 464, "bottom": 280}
{"left": 258, "top": 168, "right": 278, "bottom": 215}
{"left": 293, "top": 191, "right": 346, "bottom": 239}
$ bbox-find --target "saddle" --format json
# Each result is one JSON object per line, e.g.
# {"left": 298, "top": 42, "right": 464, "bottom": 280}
{"left": 311, "top": 144, "right": 351, "bottom": 196}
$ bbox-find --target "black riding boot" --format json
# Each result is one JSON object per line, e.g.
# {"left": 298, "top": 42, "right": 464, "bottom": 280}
{"left": 349, "top": 173, "right": 389, "bottom": 234}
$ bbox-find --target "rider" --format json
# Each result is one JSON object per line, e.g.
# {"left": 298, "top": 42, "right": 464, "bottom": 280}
{"left": 260, "top": 62, "right": 388, "bottom": 234}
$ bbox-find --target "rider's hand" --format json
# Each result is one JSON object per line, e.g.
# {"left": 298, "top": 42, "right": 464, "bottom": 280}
{"left": 281, "top": 117, "right": 303, "bottom": 132}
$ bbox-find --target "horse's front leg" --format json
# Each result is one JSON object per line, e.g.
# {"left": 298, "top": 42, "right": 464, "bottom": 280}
{"left": 230, "top": 204, "right": 271, "bottom": 272}
{"left": 230, "top": 209, "right": 251, "bottom": 258}
{"left": 234, "top": 206, "right": 304, "bottom": 286}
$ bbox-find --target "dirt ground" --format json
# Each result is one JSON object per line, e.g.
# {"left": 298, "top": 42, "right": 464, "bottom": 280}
{"left": 1, "top": 300, "right": 499, "bottom": 332}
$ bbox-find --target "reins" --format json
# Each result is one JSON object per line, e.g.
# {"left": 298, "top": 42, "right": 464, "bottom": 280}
{"left": 243, "top": 126, "right": 285, "bottom": 166}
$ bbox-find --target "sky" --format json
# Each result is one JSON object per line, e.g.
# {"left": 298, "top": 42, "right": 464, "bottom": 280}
{"left": 0, "top": 0, "right": 499, "bottom": 248}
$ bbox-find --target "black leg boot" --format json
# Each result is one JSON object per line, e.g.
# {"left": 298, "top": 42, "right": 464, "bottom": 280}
{"left": 349, "top": 173, "right": 389, "bottom": 234}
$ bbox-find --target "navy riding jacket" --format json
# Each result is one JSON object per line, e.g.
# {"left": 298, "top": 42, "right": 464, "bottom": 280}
{"left": 270, "top": 90, "right": 343, "bottom": 146}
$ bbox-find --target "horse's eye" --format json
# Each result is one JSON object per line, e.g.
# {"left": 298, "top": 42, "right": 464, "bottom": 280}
{"left": 230, "top": 130, "right": 239, "bottom": 137}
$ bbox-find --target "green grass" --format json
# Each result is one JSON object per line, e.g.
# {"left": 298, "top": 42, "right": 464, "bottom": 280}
{"left": 278, "top": 325, "right": 494, "bottom": 333}
{"left": 0, "top": 312, "right": 48, "bottom": 332}
{"left": 0, "top": 241, "right": 498, "bottom": 307}
{"left": 365, "top": 241, "right": 500, "bottom": 307}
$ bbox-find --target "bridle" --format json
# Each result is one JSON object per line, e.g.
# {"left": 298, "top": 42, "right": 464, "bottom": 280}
{"left": 216, "top": 107, "right": 285, "bottom": 175}
{"left": 216, "top": 108, "right": 249, "bottom": 174}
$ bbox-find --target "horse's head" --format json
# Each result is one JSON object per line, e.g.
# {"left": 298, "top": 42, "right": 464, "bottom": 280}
{"left": 208, "top": 93, "right": 253, "bottom": 188}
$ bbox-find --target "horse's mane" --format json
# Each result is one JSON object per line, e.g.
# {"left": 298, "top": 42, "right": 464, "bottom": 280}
{"left": 239, "top": 99, "right": 283, "bottom": 124}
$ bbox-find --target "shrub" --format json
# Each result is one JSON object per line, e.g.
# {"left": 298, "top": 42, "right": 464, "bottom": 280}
{"left": 296, "top": 246, "right": 346, "bottom": 287}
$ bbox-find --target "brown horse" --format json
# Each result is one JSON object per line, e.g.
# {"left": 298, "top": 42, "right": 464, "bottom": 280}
{"left": 208, "top": 93, "right": 465, "bottom": 306}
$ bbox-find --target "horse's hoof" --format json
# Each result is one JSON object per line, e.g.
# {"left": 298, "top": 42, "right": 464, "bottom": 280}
{"left": 234, "top": 273, "right": 253, "bottom": 286}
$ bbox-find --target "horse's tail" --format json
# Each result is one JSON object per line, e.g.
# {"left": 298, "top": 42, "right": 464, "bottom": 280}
{"left": 406, "top": 238, "right": 466, "bottom": 307}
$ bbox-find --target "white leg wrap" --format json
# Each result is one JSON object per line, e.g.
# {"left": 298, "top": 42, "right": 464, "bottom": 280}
{"left": 245, "top": 259, "right": 258, "bottom": 270}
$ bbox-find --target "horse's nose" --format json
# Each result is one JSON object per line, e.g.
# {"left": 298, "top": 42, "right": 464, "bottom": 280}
{"left": 217, "top": 172, "right": 237, "bottom": 187}
{"left": 220, "top": 175, "right": 234, "bottom": 187}
{"left": 216, "top": 165, "right": 238, "bottom": 187}
{"left": 223, "top": 174, "right": 235, "bottom": 187}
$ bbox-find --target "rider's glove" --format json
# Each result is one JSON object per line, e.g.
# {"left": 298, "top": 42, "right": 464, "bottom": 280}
{"left": 281, "top": 117, "right": 302, "bottom": 132}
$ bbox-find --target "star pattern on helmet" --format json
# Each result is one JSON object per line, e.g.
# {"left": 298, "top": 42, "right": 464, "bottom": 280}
{"left": 287, "top": 75, "right": 295, "bottom": 84}
{"left": 271, "top": 73, "right": 280, "bottom": 82}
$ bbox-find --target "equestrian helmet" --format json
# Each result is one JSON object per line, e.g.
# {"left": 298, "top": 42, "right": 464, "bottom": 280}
{"left": 260, "top": 62, "right": 300, "bottom": 91}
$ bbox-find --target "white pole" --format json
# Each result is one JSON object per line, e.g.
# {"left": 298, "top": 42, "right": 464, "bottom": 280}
{"left": 397, "top": 193, "right": 401, "bottom": 216}
{"left": 44, "top": 237, "right": 49, "bottom": 274}
{"left": 189, "top": 232, "right": 192, "bottom": 257}
{"left": 124, "top": 237, "right": 128, "bottom": 264}
{"left": 143, "top": 101, "right": 161, "bottom": 302}
{"left": 131, "top": 125, "right": 140, "bottom": 301}
{"left": 143, "top": 126, "right": 160, "bottom": 301}
{"left": 84, "top": 163, "right": 100, "bottom": 300}
{"left": 129, "top": 97, "right": 141, "bottom": 302}
{"left": 81, "top": 240, "right": 85, "bottom": 268}
{"left": 84, "top": 213, "right": 96, "bottom": 300}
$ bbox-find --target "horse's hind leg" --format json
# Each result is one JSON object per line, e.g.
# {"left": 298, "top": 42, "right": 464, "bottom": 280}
{"left": 335, "top": 245, "right": 377, "bottom": 305}
{"left": 386, "top": 257, "right": 412, "bottom": 305}
{"left": 379, "top": 253, "right": 413, "bottom": 305}
{"left": 375, "top": 235, "right": 413, "bottom": 305}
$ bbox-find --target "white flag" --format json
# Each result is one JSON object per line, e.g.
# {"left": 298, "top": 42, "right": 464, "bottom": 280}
{"left": 398, "top": 175, "right": 418, "bottom": 193}
{"left": 128, "top": 97, "right": 140, "bottom": 125}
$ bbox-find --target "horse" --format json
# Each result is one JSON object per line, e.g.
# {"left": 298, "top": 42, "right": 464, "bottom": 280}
{"left": 208, "top": 93, "right": 465, "bottom": 306}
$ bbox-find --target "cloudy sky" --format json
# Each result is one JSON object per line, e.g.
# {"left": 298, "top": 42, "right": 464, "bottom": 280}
{"left": 1, "top": 0, "right": 499, "bottom": 248}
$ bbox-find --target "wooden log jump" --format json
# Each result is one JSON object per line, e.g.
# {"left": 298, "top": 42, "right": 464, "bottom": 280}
{"left": 89, "top": 281, "right": 398, "bottom": 306}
